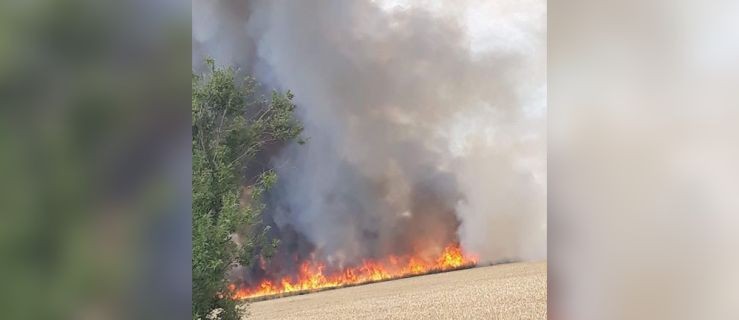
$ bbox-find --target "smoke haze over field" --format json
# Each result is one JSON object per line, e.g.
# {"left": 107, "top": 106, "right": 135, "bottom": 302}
{"left": 193, "top": 0, "right": 545, "bottom": 270}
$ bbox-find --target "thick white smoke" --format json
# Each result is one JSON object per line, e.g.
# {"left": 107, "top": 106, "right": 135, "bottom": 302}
{"left": 193, "top": 0, "right": 546, "bottom": 265}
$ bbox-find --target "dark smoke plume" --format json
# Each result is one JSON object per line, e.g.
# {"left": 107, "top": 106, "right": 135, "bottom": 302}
{"left": 193, "top": 0, "right": 546, "bottom": 279}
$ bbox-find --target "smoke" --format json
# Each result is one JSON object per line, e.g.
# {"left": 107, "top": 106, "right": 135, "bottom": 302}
{"left": 193, "top": 0, "right": 546, "bottom": 267}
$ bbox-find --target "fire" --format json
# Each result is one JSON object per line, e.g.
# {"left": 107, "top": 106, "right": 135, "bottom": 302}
{"left": 230, "top": 244, "right": 477, "bottom": 300}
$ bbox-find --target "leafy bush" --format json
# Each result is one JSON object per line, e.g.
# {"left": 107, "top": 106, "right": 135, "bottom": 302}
{"left": 192, "top": 60, "right": 302, "bottom": 319}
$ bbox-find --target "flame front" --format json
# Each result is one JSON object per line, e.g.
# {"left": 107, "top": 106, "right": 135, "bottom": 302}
{"left": 230, "top": 244, "right": 477, "bottom": 300}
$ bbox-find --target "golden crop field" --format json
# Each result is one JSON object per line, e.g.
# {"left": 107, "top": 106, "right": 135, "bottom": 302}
{"left": 245, "top": 261, "right": 547, "bottom": 320}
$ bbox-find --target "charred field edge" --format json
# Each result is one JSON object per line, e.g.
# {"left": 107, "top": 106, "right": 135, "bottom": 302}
{"left": 239, "top": 262, "right": 501, "bottom": 302}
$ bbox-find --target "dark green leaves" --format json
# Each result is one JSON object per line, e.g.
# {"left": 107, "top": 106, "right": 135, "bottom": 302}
{"left": 192, "top": 61, "right": 303, "bottom": 320}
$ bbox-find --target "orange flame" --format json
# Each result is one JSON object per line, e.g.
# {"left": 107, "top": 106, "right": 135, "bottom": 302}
{"left": 229, "top": 244, "right": 477, "bottom": 300}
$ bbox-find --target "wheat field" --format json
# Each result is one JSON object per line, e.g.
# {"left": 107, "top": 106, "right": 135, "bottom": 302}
{"left": 245, "top": 261, "right": 547, "bottom": 320}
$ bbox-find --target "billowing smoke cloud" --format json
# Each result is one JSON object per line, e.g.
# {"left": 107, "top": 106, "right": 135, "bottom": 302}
{"left": 193, "top": 0, "right": 546, "bottom": 268}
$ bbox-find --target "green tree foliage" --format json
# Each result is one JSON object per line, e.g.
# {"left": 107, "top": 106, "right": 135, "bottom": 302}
{"left": 192, "top": 59, "right": 303, "bottom": 320}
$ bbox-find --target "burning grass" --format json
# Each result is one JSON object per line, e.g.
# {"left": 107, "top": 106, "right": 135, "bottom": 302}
{"left": 230, "top": 244, "right": 478, "bottom": 301}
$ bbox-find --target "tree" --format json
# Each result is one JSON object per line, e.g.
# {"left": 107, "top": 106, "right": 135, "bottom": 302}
{"left": 192, "top": 59, "right": 303, "bottom": 320}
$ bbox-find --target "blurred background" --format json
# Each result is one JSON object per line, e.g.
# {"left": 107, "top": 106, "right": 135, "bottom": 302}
{"left": 0, "top": 0, "right": 190, "bottom": 319}
{"left": 549, "top": 0, "right": 739, "bottom": 319}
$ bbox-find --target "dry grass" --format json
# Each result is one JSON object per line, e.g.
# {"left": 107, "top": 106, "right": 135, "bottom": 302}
{"left": 244, "top": 261, "right": 547, "bottom": 320}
